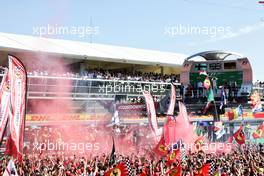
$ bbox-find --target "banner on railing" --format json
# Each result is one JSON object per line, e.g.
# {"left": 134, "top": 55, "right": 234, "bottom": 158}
{"left": 26, "top": 113, "right": 111, "bottom": 121}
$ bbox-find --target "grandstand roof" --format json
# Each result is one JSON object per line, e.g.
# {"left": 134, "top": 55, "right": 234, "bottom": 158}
{"left": 185, "top": 50, "right": 244, "bottom": 61}
{"left": 0, "top": 32, "right": 186, "bottom": 66}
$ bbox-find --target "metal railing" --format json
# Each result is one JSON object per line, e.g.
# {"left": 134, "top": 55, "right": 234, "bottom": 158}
{"left": 0, "top": 74, "right": 180, "bottom": 100}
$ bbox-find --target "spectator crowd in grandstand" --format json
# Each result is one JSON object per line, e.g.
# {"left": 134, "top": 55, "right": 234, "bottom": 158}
{"left": 25, "top": 69, "right": 180, "bottom": 83}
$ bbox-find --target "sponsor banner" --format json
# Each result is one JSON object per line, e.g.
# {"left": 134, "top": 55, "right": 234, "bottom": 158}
{"left": 116, "top": 103, "right": 146, "bottom": 118}
{"left": 0, "top": 69, "right": 10, "bottom": 142}
{"left": 9, "top": 55, "right": 27, "bottom": 157}
{"left": 117, "top": 102, "right": 159, "bottom": 117}
{"left": 26, "top": 114, "right": 111, "bottom": 121}
{"left": 117, "top": 103, "right": 145, "bottom": 111}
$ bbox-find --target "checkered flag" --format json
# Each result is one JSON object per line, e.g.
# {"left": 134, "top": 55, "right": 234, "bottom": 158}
{"left": 180, "top": 144, "right": 187, "bottom": 162}
{"left": 123, "top": 158, "right": 133, "bottom": 176}
{"left": 209, "top": 161, "right": 215, "bottom": 176}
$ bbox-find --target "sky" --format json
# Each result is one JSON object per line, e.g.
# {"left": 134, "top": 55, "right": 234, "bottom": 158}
{"left": 0, "top": 0, "right": 263, "bottom": 81}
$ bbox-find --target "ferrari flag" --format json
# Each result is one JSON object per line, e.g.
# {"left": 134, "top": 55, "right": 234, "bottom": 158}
{"left": 233, "top": 125, "right": 245, "bottom": 145}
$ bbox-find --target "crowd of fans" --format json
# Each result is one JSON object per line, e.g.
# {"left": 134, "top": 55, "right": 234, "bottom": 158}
{"left": 82, "top": 70, "right": 179, "bottom": 83}
{"left": 25, "top": 69, "right": 180, "bottom": 83}
{"left": 0, "top": 125, "right": 263, "bottom": 175}
{"left": 22, "top": 125, "right": 151, "bottom": 154}
{"left": 0, "top": 143, "right": 263, "bottom": 175}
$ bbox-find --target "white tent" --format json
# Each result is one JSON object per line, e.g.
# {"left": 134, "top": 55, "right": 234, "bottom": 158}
{"left": 0, "top": 32, "right": 186, "bottom": 67}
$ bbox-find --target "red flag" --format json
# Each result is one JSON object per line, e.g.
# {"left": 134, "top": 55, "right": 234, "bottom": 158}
{"left": 252, "top": 123, "right": 264, "bottom": 139}
{"left": 5, "top": 135, "right": 17, "bottom": 158}
{"left": 167, "top": 84, "right": 176, "bottom": 115}
{"left": 154, "top": 135, "right": 168, "bottom": 156}
{"left": 195, "top": 163, "right": 211, "bottom": 176}
{"left": 174, "top": 102, "right": 197, "bottom": 145}
{"left": 227, "top": 110, "right": 235, "bottom": 121}
{"left": 233, "top": 125, "right": 245, "bottom": 145}
{"left": 164, "top": 117, "right": 177, "bottom": 145}
{"left": 0, "top": 69, "right": 10, "bottom": 142}
{"left": 166, "top": 149, "right": 180, "bottom": 165}
{"left": 104, "top": 162, "right": 130, "bottom": 176}
{"left": 165, "top": 165, "right": 182, "bottom": 176}
{"left": 8, "top": 55, "right": 27, "bottom": 159}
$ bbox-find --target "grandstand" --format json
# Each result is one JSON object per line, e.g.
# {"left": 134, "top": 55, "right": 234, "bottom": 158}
{"left": 0, "top": 32, "right": 185, "bottom": 126}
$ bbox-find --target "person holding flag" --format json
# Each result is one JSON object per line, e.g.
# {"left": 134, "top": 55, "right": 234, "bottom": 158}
{"left": 202, "top": 86, "right": 215, "bottom": 115}
{"left": 198, "top": 70, "right": 208, "bottom": 99}
{"left": 199, "top": 70, "right": 218, "bottom": 121}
